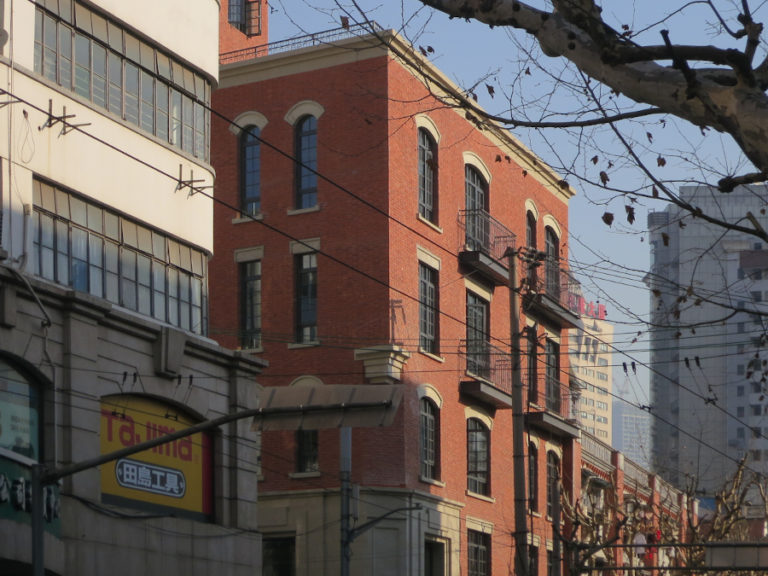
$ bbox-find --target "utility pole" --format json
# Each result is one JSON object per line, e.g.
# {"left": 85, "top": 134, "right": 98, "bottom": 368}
{"left": 506, "top": 246, "right": 529, "bottom": 576}
{"left": 340, "top": 427, "right": 352, "bottom": 576}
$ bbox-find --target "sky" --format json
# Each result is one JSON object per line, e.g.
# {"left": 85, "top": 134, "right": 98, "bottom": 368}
{"left": 263, "top": 0, "right": 758, "bottom": 406}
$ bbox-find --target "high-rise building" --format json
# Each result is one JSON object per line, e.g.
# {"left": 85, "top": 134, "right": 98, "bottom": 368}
{"left": 568, "top": 296, "right": 613, "bottom": 443}
{"left": 647, "top": 185, "right": 768, "bottom": 495}
{"left": 612, "top": 377, "right": 651, "bottom": 469}
{"left": 0, "top": 1, "right": 267, "bottom": 573}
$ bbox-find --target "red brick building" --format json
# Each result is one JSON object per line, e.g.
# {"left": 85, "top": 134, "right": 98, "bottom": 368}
{"left": 211, "top": 9, "right": 688, "bottom": 576}
{"left": 210, "top": 18, "right": 580, "bottom": 576}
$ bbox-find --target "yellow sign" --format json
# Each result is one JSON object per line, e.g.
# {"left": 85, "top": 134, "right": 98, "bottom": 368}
{"left": 100, "top": 395, "right": 211, "bottom": 519}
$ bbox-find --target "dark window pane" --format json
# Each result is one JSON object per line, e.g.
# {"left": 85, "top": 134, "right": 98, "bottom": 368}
{"left": 467, "top": 419, "right": 489, "bottom": 495}
{"left": 419, "top": 264, "right": 438, "bottom": 353}
{"left": 58, "top": 23, "right": 72, "bottom": 89}
{"left": 74, "top": 34, "right": 91, "bottom": 98}
{"left": 295, "top": 116, "right": 317, "bottom": 209}
{"left": 295, "top": 253, "right": 317, "bottom": 342}
{"left": 108, "top": 51, "right": 122, "bottom": 116}
{"left": 241, "top": 126, "right": 261, "bottom": 215}
{"left": 92, "top": 44, "right": 107, "bottom": 108}
{"left": 124, "top": 62, "right": 140, "bottom": 125}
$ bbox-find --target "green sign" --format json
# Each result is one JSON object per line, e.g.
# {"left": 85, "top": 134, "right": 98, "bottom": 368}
{"left": 0, "top": 454, "right": 60, "bottom": 535}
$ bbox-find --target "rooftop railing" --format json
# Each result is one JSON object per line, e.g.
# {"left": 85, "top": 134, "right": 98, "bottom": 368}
{"left": 220, "top": 23, "right": 385, "bottom": 65}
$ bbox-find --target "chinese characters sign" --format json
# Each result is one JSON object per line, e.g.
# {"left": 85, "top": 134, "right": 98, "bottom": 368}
{"left": 0, "top": 360, "right": 39, "bottom": 460}
{"left": 567, "top": 293, "right": 607, "bottom": 320}
{"left": 100, "top": 396, "right": 212, "bottom": 520}
{"left": 0, "top": 456, "right": 61, "bottom": 534}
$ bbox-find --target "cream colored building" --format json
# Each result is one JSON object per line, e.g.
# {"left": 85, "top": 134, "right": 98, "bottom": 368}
{"left": 569, "top": 304, "right": 614, "bottom": 443}
{"left": 0, "top": 1, "right": 266, "bottom": 574}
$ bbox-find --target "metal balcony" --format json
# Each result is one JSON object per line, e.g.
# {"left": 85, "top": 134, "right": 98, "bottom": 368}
{"left": 522, "top": 262, "right": 580, "bottom": 329}
{"left": 459, "top": 340, "right": 513, "bottom": 408}
{"left": 458, "top": 210, "right": 516, "bottom": 286}
{"left": 526, "top": 376, "right": 580, "bottom": 438}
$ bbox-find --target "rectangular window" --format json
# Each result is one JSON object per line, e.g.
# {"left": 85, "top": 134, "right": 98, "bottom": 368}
{"left": 467, "top": 419, "right": 489, "bottom": 495}
{"left": 170, "top": 88, "right": 182, "bottom": 146}
{"left": 262, "top": 536, "right": 296, "bottom": 576}
{"left": 43, "top": 14, "right": 58, "bottom": 83}
{"left": 527, "top": 329, "right": 538, "bottom": 402}
{"left": 296, "top": 430, "right": 318, "bottom": 473}
{"left": 240, "top": 260, "right": 262, "bottom": 349}
{"left": 468, "top": 530, "right": 490, "bottom": 576}
{"left": 74, "top": 33, "right": 91, "bottom": 98}
{"left": 124, "top": 61, "right": 140, "bottom": 125}
{"left": 140, "top": 70, "right": 155, "bottom": 134}
{"left": 32, "top": 181, "right": 207, "bottom": 335}
{"left": 58, "top": 22, "right": 73, "bottom": 89}
{"left": 92, "top": 43, "right": 107, "bottom": 108}
{"left": 295, "top": 253, "right": 318, "bottom": 343}
{"left": 229, "top": 0, "right": 262, "bottom": 36}
{"left": 545, "top": 340, "right": 561, "bottom": 413}
{"left": 107, "top": 50, "right": 123, "bottom": 116}
{"left": 420, "top": 398, "right": 439, "bottom": 480}
{"left": 156, "top": 83, "right": 170, "bottom": 142}
{"left": 529, "top": 545, "right": 539, "bottom": 576}
{"left": 33, "top": 3, "right": 210, "bottom": 159}
{"left": 182, "top": 94, "right": 194, "bottom": 154}
{"left": 466, "top": 292, "right": 490, "bottom": 379}
{"left": 419, "top": 263, "right": 439, "bottom": 354}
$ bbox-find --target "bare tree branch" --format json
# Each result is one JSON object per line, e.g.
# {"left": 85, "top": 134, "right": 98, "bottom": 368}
{"left": 419, "top": 0, "right": 768, "bottom": 178}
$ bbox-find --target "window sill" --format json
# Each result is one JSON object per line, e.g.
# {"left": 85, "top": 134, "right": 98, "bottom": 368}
{"left": 232, "top": 213, "right": 263, "bottom": 224}
{"left": 290, "top": 471, "right": 321, "bottom": 479}
{"left": 419, "top": 349, "right": 445, "bottom": 363}
{"left": 529, "top": 510, "right": 541, "bottom": 518}
{"left": 287, "top": 205, "right": 320, "bottom": 216}
{"left": 420, "top": 476, "right": 446, "bottom": 487}
{"left": 466, "top": 490, "right": 496, "bottom": 503}
{"left": 288, "top": 341, "right": 321, "bottom": 349}
{"left": 238, "top": 346, "right": 264, "bottom": 354}
{"left": 417, "top": 214, "right": 443, "bottom": 234}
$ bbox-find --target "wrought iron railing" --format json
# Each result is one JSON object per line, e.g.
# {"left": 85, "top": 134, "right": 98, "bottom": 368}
{"left": 460, "top": 340, "right": 512, "bottom": 395}
{"left": 529, "top": 262, "right": 579, "bottom": 310}
{"left": 220, "top": 22, "right": 385, "bottom": 64}
{"left": 458, "top": 209, "right": 516, "bottom": 264}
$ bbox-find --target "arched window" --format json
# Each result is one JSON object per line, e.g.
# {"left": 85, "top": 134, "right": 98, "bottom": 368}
{"left": 528, "top": 443, "right": 538, "bottom": 511}
{"left": 465, "top": 165, "right": 489, "bottom": 251}
{"left": 467, "top": 417, "right": 490, "bottom": 495}
{"left": 418, "top": 128, "right": 438, "bottom": 223}
{"left": 420, "top": 397, "right": 440, "bottom": 480}
{"left": 240, "top": 125, "right": 261, "bottom": 216}
{"left": 526, "top": 211, "right": 538, "bottom": 286}
{"left": 546, "top": 450, "right": 560, "bottom": 518}
{"left": 527, "top": 327, "right": 538, "bottom": 403}
{"left": 295, "top": 115, "right": 318, "bottom": 209}
{"left": 545, "top": 226, "right": 560, "bottom": 298}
